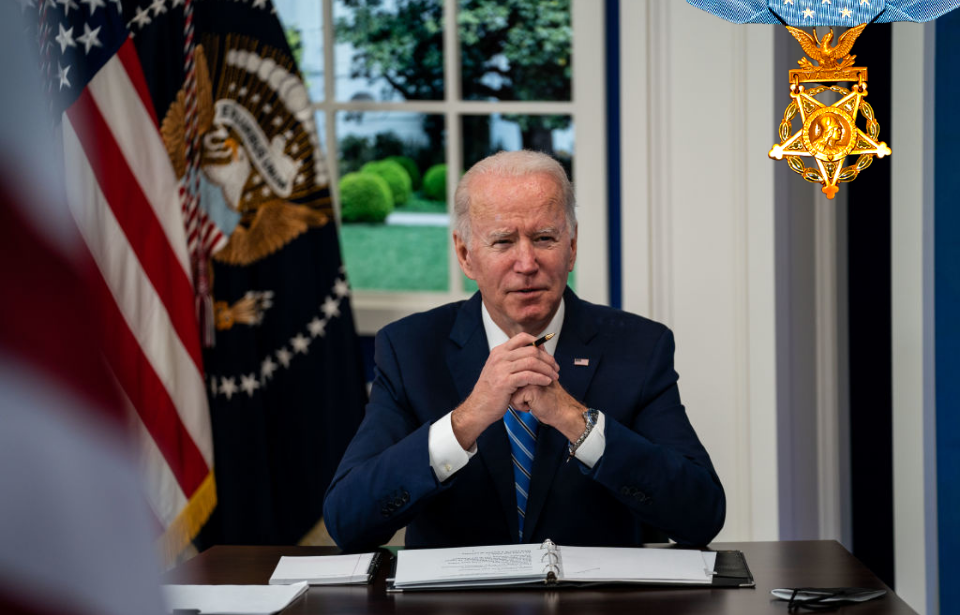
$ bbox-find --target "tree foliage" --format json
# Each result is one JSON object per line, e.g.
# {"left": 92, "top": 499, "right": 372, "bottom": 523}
{"left": 335, "top": 0, "right": 572, "bottom": 153}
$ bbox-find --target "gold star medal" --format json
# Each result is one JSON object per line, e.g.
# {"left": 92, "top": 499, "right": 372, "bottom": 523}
{"left": 769, "top": 24, "right": 891, "bottom": 199}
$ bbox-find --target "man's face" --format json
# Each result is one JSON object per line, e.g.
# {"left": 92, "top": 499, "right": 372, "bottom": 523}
{"left": 454, "top": 172, "right": 577, "bottom": 337}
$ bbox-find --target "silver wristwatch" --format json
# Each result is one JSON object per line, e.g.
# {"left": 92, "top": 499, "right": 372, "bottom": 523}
{"left": 567, "top": 408, "right": 599, "bottom": 461}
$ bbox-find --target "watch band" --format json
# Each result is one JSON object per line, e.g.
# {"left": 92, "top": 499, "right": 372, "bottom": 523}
{"left": 567, "top": 408, "right": 599, "bottom": 462}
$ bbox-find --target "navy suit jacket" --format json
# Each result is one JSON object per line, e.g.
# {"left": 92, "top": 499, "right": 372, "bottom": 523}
{"left": 323, "top": 288, "right": 725, "bottom": 551}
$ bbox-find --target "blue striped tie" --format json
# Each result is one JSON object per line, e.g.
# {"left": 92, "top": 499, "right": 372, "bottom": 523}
{"left": 504, "top": 406, "right": 539, "bottom": 542}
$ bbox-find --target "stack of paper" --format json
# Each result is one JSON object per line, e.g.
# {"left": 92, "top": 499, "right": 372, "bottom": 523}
{"left": 269, "top": 552, "right": 379, "bottom": 585}
{"left": 161, "top": 582, "right": 308, "bottom": 615}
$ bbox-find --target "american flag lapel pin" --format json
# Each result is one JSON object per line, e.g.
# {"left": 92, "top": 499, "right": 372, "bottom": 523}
{"left": 573, "top": 358, "right": 589, "bottom": 366}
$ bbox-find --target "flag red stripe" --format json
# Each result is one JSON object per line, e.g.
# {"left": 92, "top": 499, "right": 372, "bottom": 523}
{"left": 66, "top": 93, "right": 204, "bottom": 376}
{"left": 91, "top": 268, "right": 208, "bottom": 496}
{"left": 116, "top": 39, "right": 159, "bottom": 129}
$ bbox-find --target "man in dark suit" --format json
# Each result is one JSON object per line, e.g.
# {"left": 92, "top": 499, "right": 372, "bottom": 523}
{"left": 323, "top": 151, "right": 724, "bottom": 551}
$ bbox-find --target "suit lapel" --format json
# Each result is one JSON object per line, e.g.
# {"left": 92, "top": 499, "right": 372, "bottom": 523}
{"left": 446, "top": 294, "right": 519, "bottom": 542}
{"left": 523, "top": 289, "right": 601, "bottom": 541}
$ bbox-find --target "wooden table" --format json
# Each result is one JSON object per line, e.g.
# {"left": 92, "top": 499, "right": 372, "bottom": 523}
{"left": 163, "top": 540, "right": 916, "bottom": 614}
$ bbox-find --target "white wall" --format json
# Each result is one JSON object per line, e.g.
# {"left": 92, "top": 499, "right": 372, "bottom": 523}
{"left": 620, "top": 2, "right": 779, "bottom": 542}
{"left": 891, "top": 21, "right": 939, "bottom": 615}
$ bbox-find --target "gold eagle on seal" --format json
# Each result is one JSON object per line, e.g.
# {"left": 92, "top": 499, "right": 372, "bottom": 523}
{"left": 160, "top": 42, "right": 331, "bottom": 267}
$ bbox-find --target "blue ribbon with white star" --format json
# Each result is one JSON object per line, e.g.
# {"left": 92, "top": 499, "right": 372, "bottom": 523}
{"left": 687, "top": 0, "right": 960, "bottom": 25}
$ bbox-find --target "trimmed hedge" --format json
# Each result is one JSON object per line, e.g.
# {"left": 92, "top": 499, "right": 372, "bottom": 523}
{"left": 361, "top": 160, "right": 412, "bottom": 206}
{"left": 387, "top": 155, "right": 422, "bottom": 190}
{"left": 339, "top": 172, "right": 394, "bottom": 223}
{"left": 422, "top": 163, "right": 447, "bottom": 201}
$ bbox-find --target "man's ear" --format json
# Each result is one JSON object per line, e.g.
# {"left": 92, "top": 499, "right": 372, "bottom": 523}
{"left": 453, "top": 231, "right": 476, "bottom": 279}
{"left": 568, "top": 224, "right": 578, "bottom": 272}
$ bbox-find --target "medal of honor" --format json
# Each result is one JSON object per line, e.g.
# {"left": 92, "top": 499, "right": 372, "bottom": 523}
{"left": 769, "top": 24, "right": 891, "bottom": 199}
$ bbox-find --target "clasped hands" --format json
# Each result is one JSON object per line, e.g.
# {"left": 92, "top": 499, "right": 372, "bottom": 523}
{"left": 451, "top": 333, "right": 587, "bottom": 450}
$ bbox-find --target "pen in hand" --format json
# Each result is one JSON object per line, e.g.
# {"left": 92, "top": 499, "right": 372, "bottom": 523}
{"left": 532, "top": 333, "right": 555, "bottom": 348}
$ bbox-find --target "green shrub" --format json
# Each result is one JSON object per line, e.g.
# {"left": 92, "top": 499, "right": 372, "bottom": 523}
{"left": 422, "top": 164, "right": 447, "bottom": 201}
{"left": 339, "top": 172, "right": 394, "bottom": 223}
{"left": 387, "top": 155, "right": 422, "bottom": 190}
{"left": 361, "top": 160, "right": 412, "bottom": 206}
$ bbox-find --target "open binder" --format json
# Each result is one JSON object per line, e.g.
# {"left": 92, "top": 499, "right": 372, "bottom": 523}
{"left": 389, "top": 540, "right": 754, "bottom": 591}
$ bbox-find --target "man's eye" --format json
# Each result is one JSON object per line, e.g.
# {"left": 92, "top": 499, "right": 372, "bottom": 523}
{"left": 536, "top": 236, "right": 556, "bottom": 243}
{"left": 493, "top": 239, "right": 512, "bottom": 246}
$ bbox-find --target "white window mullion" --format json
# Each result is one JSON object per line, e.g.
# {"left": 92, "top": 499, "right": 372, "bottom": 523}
{"left": 444, "top": 0, "right": 466, "bottom": 301}
{"left": 322, "top": 0, "right": 339, "bottom": 222}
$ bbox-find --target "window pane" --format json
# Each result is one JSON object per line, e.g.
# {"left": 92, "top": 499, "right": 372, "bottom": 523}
{"left": 460, "top": 114, "right": 575, "bottom": 293}
{"left": 337, "top": 112, "right": 449, "bottom": 291}
{"left": 273, "top": 0, "right": 325, "bottom": 101}
{"left": 334, "top": 0, "right": 444, "bottom": 102}
{"left": 459, "top": 0, "right": 571, "bottom": 102}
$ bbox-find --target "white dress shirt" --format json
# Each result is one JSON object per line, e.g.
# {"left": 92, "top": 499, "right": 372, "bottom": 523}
{"left": 428, "top": 298, "right": 606, "bottom": 482}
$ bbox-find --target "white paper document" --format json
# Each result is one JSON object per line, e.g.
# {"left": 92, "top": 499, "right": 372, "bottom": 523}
{"left": 395, "top": 544, "right": 548, "bottom": 588}
{"left": 269, "top": 552, "right": 377, "bottom": 585}
{"left": 392, "top": 542, "right": 719, "bottom": 590}
{"left": 161, "top": 582, "right": 308, "bottom": 615}
{"left": 559, "top": 546, "right": 716, "bottom": 584}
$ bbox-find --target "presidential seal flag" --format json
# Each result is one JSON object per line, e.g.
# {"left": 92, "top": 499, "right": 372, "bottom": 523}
{"left": 121, "top": 0, "right": 367, "bottom": 545}
{"left": 36, "top": 0, "right": 217, "bottom": 563}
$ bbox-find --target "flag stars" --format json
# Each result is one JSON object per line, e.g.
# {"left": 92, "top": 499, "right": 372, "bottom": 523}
{"left": 240, "top": 374, "right": 260, "bottom": 397}
{"left": 149, "top": 0, "right": 166, "bottom": 15}
{"left": 333, "top": 278, "right": 350, "bottom": 298}
{"left": 229, "top": 82, "right": 237, "bottom": 92}
{"left": 210, "top": 377, "right": 218, "bottom": 396}
{"left": 860, "top": 0, "right": 869, "bottom": 4}
{"left": 253, "top": 0, "right": 268, "bottom": 8}
{"left": 263, "top": 103, "right": 272, "bottom": 113}
{"left": 172, "top": 0, "right": 184, "bottom": 7}
{"left": 239, "top": 86, "right": 249, "bottom": 96}
{"left": 220, "top": 376, "right": 238, "bottom": 400}
{"left": 321, "top": 296, "right": 340, "bottom": 319}
{"left": 272, "top": 116, "right": 283, "bottom": 127}
{"left": 802, "top": 6, "right": 815, "bottom": 18}
{"left": 57, "top": 0, "right": 79, "bottom": 16}
{"left": 291, "top": 333, "right": 311, "bottom": 354}
{"left": 80, "top": 0, "right": 105, "bottom": 14}
{"left": 56, "top": 23, "right": 77, "bottom": 53}
{"left": 251, "top": 93, "right": 261, "bottom": 104}
{"left": 840, "top": 7, "right": 853, "bottom": 16}
{"left": 276, "top": 347, "right": 293, "bottom": 368}
{"left": 783, "top": 0, "right": 794, "bottom": 4}
{"left": 131, "top": 5, "right": 152, "bottom": 27}
{"left": 821, "top": 0, "right": 830, "bottom": 3}
{"left": 308, "top": 317, "right": 326, "bottom": 337}
{"left": 77, "top": 23, "right": 103, "bottom": 54}
{"left": 57, "top": 62, "right": 71, "bottom": 90}
{"left": 261, "top": 356, "right": 278, "bottom": 381}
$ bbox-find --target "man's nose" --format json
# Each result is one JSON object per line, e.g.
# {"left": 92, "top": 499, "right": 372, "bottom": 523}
{"left": 513, "top": 240, "right": 538, "bottom": 274}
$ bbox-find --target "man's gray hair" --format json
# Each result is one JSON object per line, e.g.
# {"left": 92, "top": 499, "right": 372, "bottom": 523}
{"left": 453, "top": 150, "right": 576, "bottom": 244}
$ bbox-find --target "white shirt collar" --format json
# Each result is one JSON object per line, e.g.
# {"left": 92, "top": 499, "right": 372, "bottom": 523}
{"left": 480, "top": 297, "right": 565, "bottom": 356}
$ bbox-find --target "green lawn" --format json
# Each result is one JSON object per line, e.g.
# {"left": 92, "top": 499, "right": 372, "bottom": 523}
{"left": 341, "top": 223, "right": 449, "bottom": 291}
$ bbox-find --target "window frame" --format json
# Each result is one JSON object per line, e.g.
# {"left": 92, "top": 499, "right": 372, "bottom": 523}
{"left": 308, "top": 0, "right": 607, "bottom": 334}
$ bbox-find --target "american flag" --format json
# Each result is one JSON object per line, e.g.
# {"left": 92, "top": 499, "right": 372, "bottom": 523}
{"left": 36, "top": 0, "right": 217, "bottom": 562}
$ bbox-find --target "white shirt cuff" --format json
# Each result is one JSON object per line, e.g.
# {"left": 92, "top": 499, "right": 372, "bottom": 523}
{"left": 428, "top": 411, "right": 477, "bottom": 482}
{"left": 574, "top": 411, "right": 606, "bottom": 468}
